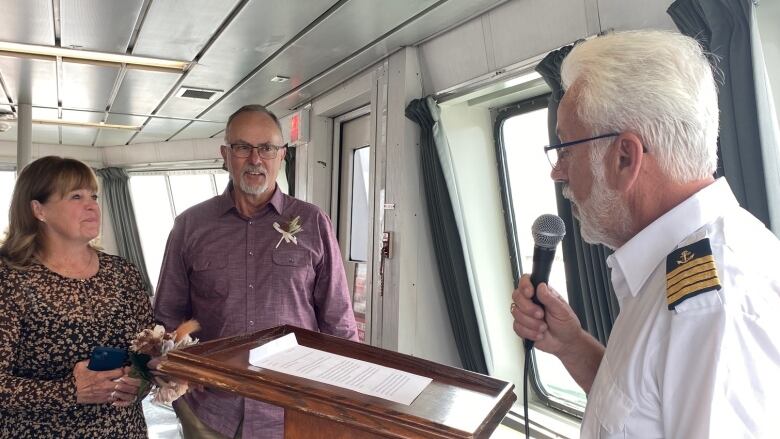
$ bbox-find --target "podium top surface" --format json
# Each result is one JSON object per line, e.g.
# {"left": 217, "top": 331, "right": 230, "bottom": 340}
{"left": 161, "top": 325, "right": 516, "bottom": 438}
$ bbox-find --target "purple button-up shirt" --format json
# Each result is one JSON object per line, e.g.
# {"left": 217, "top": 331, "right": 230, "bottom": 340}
{"left": 154, "top": 184, "right": 358, "bottom": 438}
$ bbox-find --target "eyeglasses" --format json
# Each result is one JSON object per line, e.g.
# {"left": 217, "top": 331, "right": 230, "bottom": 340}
{"left": 226, "top": 142, "right": 287, "bottom": 159}
{"left": 543, "top": 132, "right": 619, "bottom": 169}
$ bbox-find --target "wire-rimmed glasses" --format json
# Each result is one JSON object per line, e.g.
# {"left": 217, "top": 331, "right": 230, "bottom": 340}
{"left": 543, "top": 132, "right": 619, "bottom": 169}
{"left": 226, "top": 142, "right": 287, "bottom": 159}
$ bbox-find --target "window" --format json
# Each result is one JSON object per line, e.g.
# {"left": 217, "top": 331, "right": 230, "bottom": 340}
{"left": 496, "top": 96, "right": 587, "bottom": 412}
{"left": 0, "top": 170, "right": 16, "bottom": 239}
{"left": 129, "top": 170, "right": 228, "bottom": 292}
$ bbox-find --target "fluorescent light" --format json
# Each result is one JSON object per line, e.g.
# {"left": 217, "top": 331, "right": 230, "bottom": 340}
{"left": 270, "top": 75, "right": 290, "bottom": 83}
{"left": 0, "top": 41, "right": 190, "bottom": 72}
{"left": 504, "top": 72, "right": 542, "bottom": 88}
{"left": 31, "top": 119, "right": 141, "bottom": 131}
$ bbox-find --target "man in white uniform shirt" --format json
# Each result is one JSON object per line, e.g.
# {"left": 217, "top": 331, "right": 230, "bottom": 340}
{"left": 510, "top": 30, "right": 780, "bottom": 438}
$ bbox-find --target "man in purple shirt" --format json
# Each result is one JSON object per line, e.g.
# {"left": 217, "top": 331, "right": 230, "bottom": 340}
{"left": 154, "top": 104, "right": 358, "bottom": 439}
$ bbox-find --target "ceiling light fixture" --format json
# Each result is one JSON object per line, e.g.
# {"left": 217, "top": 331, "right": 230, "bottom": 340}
{"left": 0, "top": 41, "right": 190, "bottom": 73}
{"left": 31, "top": 118, "right": 141, "bottom": 131}
{"left": 270, "top": 75, "right": 290, "bottom": 83}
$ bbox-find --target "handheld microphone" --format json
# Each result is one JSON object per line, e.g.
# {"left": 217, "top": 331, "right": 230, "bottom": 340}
{"left": 524, "top": 214, "right": 566, "bottom": 351}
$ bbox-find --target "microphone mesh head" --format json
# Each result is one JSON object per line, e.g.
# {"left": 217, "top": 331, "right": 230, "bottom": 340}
{"left": 531, "top": 214, "right": 566, "bottom": 249}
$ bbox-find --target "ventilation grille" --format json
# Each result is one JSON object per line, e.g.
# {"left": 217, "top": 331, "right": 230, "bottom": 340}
{"left": 176, "top": 86, "right": 222, "bottom": 100}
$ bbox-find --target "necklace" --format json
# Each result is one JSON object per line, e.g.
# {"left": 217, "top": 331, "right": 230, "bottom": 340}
{"left": 42, "top": 250, "right": 97, "bottom": 279}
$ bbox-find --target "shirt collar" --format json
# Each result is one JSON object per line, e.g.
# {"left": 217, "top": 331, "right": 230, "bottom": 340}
{"left": 217, "top": 181, "right": 287, "bottom": 217}
{"left": 607, "top": 178, "right": 736, "bottom": 300}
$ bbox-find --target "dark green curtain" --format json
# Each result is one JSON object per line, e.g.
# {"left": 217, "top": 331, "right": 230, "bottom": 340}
{"left": 285, "top": 146, "right": 296, "bottom": 197}
{"left": 96, "top": 167, "right": 153, "bottom": 295}
{"left": 405, "top": 98, "right": 488, "bottom": 374}
{"left": 535, "top": 46, "right": 620, "bottom": 345}
{"left": 668, "top": 0, "right": 771, "bottom": 229}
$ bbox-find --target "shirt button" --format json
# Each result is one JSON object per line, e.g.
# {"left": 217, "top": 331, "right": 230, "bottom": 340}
{"left": 249, "top": 320, "right": 255, "bottom": 326}
{"left": 249, "top": 221, "right": 253, "bottom": 225}
{"left": 249, "top": 251, "right": 254, "bottom": 256}
{"left": 249, "top": 284, "right": 254, "bottom": 289}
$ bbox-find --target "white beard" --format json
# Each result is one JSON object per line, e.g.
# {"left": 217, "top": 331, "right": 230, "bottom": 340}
{"left": 563, "top": 156, "right": 631, "bottom": 250}
{"left": 229, "top": 161, "right": 270, "bottom": 196}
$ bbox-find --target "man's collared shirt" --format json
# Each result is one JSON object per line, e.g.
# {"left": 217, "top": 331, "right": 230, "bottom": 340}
{"left": 582, "top": 178, "right": 780, "bottom": 438}
{"left": 154, "top": 184, "right": 358, "bottom": 439}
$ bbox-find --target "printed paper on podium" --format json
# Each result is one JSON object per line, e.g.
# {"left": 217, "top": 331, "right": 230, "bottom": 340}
{"left": 249, "top": 333, "right": 432, "bottom": 405}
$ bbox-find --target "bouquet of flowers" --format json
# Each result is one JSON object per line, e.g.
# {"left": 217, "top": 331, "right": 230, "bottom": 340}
{"left": 129, "top": 320, "right": 200, "bottom": 404}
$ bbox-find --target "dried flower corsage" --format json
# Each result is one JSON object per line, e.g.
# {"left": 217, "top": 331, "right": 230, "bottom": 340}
{"left": 129, "top": 320, "right": 200, "bottom": 404}
{"left": 273, "top": 215, "right": 303, "bottom": 248}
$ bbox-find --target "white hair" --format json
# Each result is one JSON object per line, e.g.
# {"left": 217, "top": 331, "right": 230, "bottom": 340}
{"left": 560, "top": 30, "right": 719, "bottom": 182}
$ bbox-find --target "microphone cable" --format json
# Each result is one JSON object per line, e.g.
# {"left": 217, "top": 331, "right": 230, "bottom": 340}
{"left": 523, "top": 345, "right": 532, "bottom": 439}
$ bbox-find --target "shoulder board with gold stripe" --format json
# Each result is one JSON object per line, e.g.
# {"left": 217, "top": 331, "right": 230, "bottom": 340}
{"left": 666, "top": 238, "right": 721, "bottom": 310}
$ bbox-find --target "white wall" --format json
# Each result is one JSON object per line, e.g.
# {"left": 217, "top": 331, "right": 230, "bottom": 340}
{"left": 437, "top": 102, "right": 520, "bottom": 381}
{"left": 101, "top": 137, "right": 222, "bottom": 168}
{"left": 419, "top": 0, "right": 677, "bottom": 95}
{"left": 0, "top": 140, "right": 102, "bottom": 168}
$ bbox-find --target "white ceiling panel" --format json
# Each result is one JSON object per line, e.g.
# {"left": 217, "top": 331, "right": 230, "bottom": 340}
{"left": 171, "top": 121, "right": 225, "bottom": 141}
{"left": 106, "top": 113, "right": 148, "bottom": 126}
{"left": 61, "top": 126, "right": 97, "bottom": 145}
{"left": 0, "top": 122, "right": 17, "bottom": 141}
{"left": 62, "top": 109, "right": 103, "bottom": 123}
{"left": 157, "top": 0, "right": 340, "bottom": 119}
{"left": 95, "top": 129, "right": 134, "bottom": 147}
{"left": 0, "top": 56, "right": 57, "bottom": 106}
{"left": 30, "top": 106, "right": 62, "bottom": 143}
{"left": 62, "top": 62, "right": 119, "bottom": 111}
{"left": 110, "top": 69, "right": 181, "bottom": 115}
{"left": 0, "top": 0, "right": 54, "bottom": 45}
{"left": 32, "top": 107, "right": 58, "bottom": 119}
{"left": 132, "top": 117, "right": 190, "bottom": 143}
{"left": 0, "top": 0, "right": 514, "bottom": 146}
{"left": 203, "top": 0, "right": 441, "bottom": 120}
{"left": 132, "top": 0, "right": 240, "bottom": 60}
{"left": 60, "top": 110, "right": 100, "bottom": 146}
{"left": 32, "top": 124, "right": 60, "bottom": 144}
{"left": 60, "top": 0, "right": 144, "bottom": 53}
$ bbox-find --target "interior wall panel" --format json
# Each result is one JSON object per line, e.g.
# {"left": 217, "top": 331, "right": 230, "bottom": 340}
{"left": 597, "top": 0, "right": 677, "bottom": 32}
{"left": 488, "top": 0, "right": 589, "bottom": 70}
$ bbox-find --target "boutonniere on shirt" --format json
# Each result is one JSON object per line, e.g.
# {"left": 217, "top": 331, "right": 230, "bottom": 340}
{"left": 274, "top": 215, "right": 303, "bottom": 248}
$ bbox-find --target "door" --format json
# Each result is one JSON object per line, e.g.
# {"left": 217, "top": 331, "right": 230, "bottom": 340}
{"left": 335, "top": 109, "right": 372, "bottom": 343}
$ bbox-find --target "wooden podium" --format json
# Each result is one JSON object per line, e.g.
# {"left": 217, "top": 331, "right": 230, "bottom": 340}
{"left": 160, "top": 325, "right": 516, "bottom": 438}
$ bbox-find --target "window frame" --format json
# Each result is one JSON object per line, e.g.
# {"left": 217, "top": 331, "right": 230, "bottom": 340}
{"left": 493, "top": 93, "right": 585, "bottom": 418}
{"left": 127, "top": 168, "right": 229, "bottom": 294}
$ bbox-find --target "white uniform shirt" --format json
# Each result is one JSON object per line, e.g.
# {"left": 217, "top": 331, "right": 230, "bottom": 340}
{"left": 580, "top": 179, "right": 780, "bottom": 438}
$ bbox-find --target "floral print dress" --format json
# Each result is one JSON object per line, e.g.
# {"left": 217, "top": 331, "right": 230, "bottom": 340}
{"left": 0, "top": 252, "right": 154, "bottom": 438}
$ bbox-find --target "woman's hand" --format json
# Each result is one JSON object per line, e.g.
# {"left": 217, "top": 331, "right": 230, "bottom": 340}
{"left": 73, "top": 362, "right": 143, "bottom": 406}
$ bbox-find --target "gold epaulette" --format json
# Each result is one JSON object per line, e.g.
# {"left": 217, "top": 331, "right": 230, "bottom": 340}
{"left": 666, "top": 238, "right": 722, "bottom": 310}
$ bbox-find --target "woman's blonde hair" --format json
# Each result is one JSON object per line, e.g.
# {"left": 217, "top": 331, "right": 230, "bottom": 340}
{"left": 0, "top": 156, "right": 98, "bottom": 269}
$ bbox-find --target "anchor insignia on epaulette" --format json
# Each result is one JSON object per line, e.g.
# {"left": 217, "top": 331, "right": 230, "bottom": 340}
{"left": 677, "top": 250, "right": 694, "bottom": 265}
{"left": 666, "top": 238, "right": 721, "bottom": 310}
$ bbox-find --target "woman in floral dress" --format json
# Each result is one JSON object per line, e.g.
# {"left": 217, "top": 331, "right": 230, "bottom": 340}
{"left": 0, "top": 156, "right": 153, "bottom": 438}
